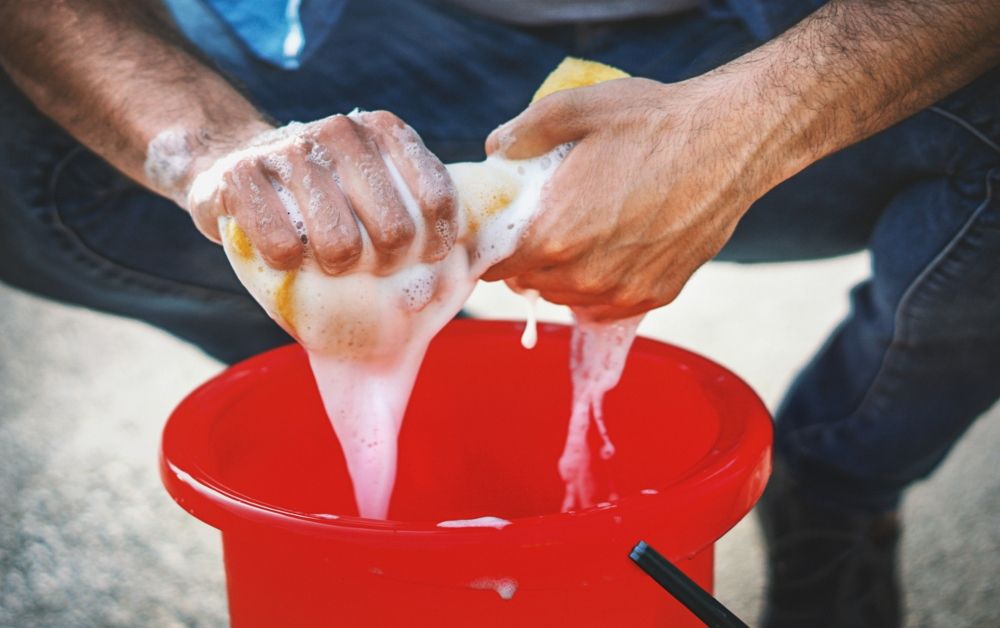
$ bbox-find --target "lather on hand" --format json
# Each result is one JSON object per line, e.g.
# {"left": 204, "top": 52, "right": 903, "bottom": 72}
{"left": 0, "top": 1, "right": 457, "bottom": 279}
{"left": 184, "top": 111, "right": 458, "bottom": 275}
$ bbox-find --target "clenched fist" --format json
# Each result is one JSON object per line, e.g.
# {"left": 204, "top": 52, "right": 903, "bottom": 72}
{"left": 185, "top": 111, "right": 457, "bottom": 274}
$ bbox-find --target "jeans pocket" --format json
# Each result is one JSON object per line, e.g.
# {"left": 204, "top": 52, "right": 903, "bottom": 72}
{"left": 48, "top": 148, "right": 248, "bottom": 297}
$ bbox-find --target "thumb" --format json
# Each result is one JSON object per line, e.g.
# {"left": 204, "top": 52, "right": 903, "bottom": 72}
{"left": 485, "top": 89, "right": 594, "bottom": 159}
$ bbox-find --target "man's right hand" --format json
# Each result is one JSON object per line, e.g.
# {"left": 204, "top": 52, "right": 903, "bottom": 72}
{"left": 186, "top": 111, "right": 458, "bottom": 275}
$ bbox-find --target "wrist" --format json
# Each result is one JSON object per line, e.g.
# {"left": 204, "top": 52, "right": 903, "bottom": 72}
{"left": 690, "top": 58, "right": 830, "bottom": 203}
{"left": 145, "top": 117, "right": 274, "bottom": 207}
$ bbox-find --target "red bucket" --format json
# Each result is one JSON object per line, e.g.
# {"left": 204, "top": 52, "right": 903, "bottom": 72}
{"left": 161, "top": 319, "right": 771, "bottom": 627}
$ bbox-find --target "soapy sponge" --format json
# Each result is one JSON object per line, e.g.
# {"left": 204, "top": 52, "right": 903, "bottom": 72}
{"left": 219, "top": 58, "right": 630, "bottom": 336}
{"left": 531, "top": 57, "right": 630, "bottom": 104}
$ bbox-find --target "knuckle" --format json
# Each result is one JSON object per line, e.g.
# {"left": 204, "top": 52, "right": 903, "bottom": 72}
{"left": 376, "top": 215, "right": 416, "bottom": 250}
{"left": 316, "top": 230, "right": 363, "bottom": 268}
{"left": 575, "top": 273, "right": 612, "bottom": 295}
{"left": 608, "top": 286, "right": 638, "bottom": 309}
{"left": 424, "top": 192, "right": 456, "bottom": 222}
{"left": 542, "top": 91, "right": 579, "bottom": 120}
{"left": 423, "top": 217, "right": 458, "bottom": 261}
{"left": 364, "top": 110, "right": 402, "bottom": 129}
{"left": 539, "top": 238, "right": 574, "bottom": 262}
{"left": 613, "top": 285, "right": 660, "bottom": 311}
{"left": 264, "top": 230, "right": 302, "bottom": 262}
{"left": 324, "top": 114, "right": 357, "bottom": 142}
{"left": 229, "top": 158, "right": 259, "bottom": 184}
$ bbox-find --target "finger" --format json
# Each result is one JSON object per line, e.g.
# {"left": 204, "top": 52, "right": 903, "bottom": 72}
{"left": 480, "top": 251, "right": 538, "bottom": 282}
{"left": 485, "top": 89, "right": 594, "bottom": 159}
{"left": 533, "top": 289, "right": 609, "bottom": 307}
{"left": 188, "top": 185, "right": 225, "bottom": 243}
{"left": 317, "top": 115, "right": 415, "bottom": 262}
{"left": 283, "top": 150, "right": 364, "bottom": 275}
{"left": 356, "top": 111, "right": 457, "bottom": 261}
{"left": 222, "top": 163, "right": 304, "bottom": 270}
{"left": 509, "top": 266, "right": 614, "bottom": 302}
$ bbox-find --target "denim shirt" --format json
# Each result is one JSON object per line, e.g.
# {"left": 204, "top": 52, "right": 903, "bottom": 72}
{"left": 201, "top": 0, "right": 346, "bottom": 69}
{"left": 198, "top": 0, "right": 826, "bottom": 70}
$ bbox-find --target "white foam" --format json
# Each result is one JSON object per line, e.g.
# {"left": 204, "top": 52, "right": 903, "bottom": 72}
{"left": 520, "top": 290, "right": 539, "bottom": 350}
{"left": 436, "top": 516, "right": 512, "bottom": 529}
{"left": 271, "top": 180, "right": 307, "bottom": 241}
{"left": 213, "top": 119, "right": 639, "bottom": 520}
{"left": 145, "top": 128, "right": 193, "bottom": 202}
{"left": 558, "top": 312, "right": 643, "bottom": 512}
{"left": 470, "top": 577, "right": 518, "bottom": 600}
{"left": 263, "top": 153, "right": 293, "bottom": 183}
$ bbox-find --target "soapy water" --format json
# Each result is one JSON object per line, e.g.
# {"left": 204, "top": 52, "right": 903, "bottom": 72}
{"left": 519, "top": 289, "right": 539, "bottom": 350}
{"left": 200, "top": 115, "right": 637, "bottom": 519}
{"left": 559, "top": 312, "right": 643, "bottom": 512}
{"left": 470, "top": 577, "right": 518, "bottom": 600}
{"left": 436, "top": 516, "right": 512, "bottom": 529}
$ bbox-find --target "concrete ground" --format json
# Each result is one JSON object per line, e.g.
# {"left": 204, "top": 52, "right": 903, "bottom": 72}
{"left": 1, "top": 251, "right": 997, "bottom": 627}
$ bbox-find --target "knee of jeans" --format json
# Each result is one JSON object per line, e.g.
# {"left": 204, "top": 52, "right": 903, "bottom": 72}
{"left": 891, "top": 172, "right": 1000, "bottom": 341}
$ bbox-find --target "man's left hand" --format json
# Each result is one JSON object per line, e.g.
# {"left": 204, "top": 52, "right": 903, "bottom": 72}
{"left": 482, "top": 76, "right": 782, "bottom": 320}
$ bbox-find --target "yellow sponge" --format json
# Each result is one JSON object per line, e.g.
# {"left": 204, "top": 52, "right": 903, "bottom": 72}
{"left": 531, "top": 57, "right": 630, "bottom": 104}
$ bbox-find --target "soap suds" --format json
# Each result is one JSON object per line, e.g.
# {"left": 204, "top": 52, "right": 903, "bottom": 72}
{"left": 470, "top": 577, "right": 518, "bottom": 600}
{"left": 145, "top": 128, "right": 193, "bottom": 202}
{"left": 520, "top": 289, "right": 539, "bottom": 350}
{"left": 558, "top": 312, "right": 643, "bottom": 512}
{"left": 213, "top": 117, "right": 638, "bottom": 520}
{"left": 218, "top": 128, "right": 571, "bottom": 518}
{"left": 436, "top": 516, "right": 512, "bottom": 529}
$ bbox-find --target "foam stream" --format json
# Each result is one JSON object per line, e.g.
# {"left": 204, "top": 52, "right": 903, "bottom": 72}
{"left": 520, "top": 290, "right": 539, "bottom": 350}
{"left": 559, "top": 312, "right": 643, "bottom": 511}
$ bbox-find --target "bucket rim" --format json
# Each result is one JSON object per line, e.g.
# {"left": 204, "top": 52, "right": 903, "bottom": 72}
{"left": 160, "top": 319, "right": 771, "bottom": 552}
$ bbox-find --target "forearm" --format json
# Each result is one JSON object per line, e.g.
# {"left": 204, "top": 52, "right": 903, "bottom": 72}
{"left": 707, "top": 0, "right": 1000, "bottom": 194}
{"left": 0, "top": 0, "right": 271, "bottom": 203}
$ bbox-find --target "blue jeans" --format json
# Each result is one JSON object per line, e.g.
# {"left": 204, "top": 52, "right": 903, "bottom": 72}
{"left": 1, "top": 0, "right": 997, "bottom": 513}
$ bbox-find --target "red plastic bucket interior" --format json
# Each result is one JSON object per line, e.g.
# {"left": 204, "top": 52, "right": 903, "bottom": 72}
{"left": 161, "top": 319, "right": 771, "bottom": 626}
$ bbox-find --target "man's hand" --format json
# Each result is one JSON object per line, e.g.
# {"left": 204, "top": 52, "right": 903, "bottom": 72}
{"left": 186, "top": 111, "right": 457, "bottom": 274}
{"left": 482, "top": 77, "right": 768, "bottom": 320}
{"left": 483, "top": 0, "right": 998, "bottom": 320}
{"left": 0, "top": 2, "right": 457, "bottom": 276}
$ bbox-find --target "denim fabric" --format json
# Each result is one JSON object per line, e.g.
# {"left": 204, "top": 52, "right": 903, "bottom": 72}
{"left": 0, "top": 0, "right": 997, "bottom": 511}
{"left": 196, "top": 0, "right": 347, "bottom": 69}
{"left": 708, "top": 0, "right": 825, "bottom": 40}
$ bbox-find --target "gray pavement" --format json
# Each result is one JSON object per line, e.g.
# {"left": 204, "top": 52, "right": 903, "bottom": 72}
{"left": 1, "top": 252, "right": 997, "bottom": 627}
